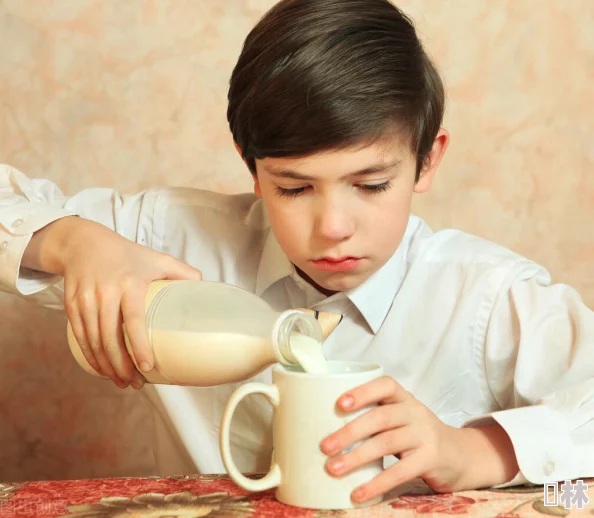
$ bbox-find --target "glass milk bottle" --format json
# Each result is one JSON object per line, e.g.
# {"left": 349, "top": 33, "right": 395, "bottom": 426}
{"left": 66, "top": 280, "right": 326, "bottom": 386}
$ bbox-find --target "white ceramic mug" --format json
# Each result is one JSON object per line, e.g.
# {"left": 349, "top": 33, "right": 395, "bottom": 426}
{"left": 220, "top": 361, "right": 384, "bottom": 509}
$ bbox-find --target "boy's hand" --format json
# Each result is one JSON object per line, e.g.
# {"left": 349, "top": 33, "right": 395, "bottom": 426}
{"left": 25, "top": 217, "right": 202, "bottom": 390}
{"left": 320, "top": 376, "right": 519, "bottom": 503}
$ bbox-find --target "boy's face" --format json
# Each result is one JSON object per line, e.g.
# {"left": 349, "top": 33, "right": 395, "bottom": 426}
{"left": 250, "top": 131, "right": 448, "bottom": 294}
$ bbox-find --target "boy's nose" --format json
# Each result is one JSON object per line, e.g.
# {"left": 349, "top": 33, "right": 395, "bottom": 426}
{"left": 314, "top": 204, "right": 355, "bottom": 242}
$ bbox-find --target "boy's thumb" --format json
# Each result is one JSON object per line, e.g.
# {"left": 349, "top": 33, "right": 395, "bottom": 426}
{"left": 165, "top": 259, "right": 203, "bottom": 280}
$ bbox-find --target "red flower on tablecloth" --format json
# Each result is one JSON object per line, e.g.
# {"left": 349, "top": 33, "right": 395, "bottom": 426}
{"left": 390, "top": 494, "right": 488, "bottom": 514}
{"left": 495, "top": 513, "right": 521, "bottom": 518}
{"left": 58, "top": 491, "right": 254, "bottom": 517}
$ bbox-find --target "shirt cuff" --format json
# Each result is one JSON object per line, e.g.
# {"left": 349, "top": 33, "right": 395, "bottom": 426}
{"left": 462, "top": 405, "right": 576, "bottom": 486}
{"left": 0, "top": 204, "right": 78, "bottom": 295}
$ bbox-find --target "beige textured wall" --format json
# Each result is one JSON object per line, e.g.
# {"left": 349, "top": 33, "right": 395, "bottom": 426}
{"left": 1, "top": 1, "right": 593, "bottom": 482}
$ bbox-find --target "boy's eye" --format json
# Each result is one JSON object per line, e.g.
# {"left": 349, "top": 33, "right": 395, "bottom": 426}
{"left": 359, "top": 181, "right": 392, "bottom": 194}
{"left": 275, "top": 181, "right": 392, "bottom": 199}
{"left": 275, "top": 186, "right": 307, "bottom": 198}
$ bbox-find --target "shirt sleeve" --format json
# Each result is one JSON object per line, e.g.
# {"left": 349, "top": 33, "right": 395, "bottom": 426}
{"left": 0, "top": 164, "right": 156, "bottom": 304}
{"left": 464, "top": 268, "right": 594, "bottom": 487}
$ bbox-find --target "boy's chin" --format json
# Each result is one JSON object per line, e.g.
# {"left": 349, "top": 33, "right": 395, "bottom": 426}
{"left": 301, "top": 269, "right": 368, "bottom": 295}
{"left": 320, "top": 275, "right": 365, "bottom": 292}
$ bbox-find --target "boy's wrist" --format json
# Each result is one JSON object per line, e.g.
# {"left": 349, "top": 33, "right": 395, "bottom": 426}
{"left": 23, "top": 215, "right": 84, "bottom": 275}
{"left": 453, "top": 423, "right": 520, "bottom": 491}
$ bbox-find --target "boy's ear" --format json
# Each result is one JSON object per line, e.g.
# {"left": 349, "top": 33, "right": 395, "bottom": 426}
{"left": 234, "top": 141, "right": 263, "bottom": 198}
{"left": 252, "top": 173, "right": 262, "bottom": 198}
{"left": 414, "top": 128, "right": 450, "bottom": 193}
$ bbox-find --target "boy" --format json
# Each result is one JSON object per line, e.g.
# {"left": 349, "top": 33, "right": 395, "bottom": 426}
{"left": 1, "top": 0, "right": 593, "bottom": 504}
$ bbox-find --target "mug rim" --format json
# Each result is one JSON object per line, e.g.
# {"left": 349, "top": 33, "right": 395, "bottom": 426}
{"left": 273, "top": 360, "right": 382, "bottom": 378}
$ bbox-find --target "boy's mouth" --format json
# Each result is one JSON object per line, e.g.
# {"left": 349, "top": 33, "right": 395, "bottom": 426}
{"left": 310, "top": 256, "right": 362, "bottom": 272}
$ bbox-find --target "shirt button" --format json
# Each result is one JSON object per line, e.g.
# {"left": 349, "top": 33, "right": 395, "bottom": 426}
{"left": 12, "top": 218, "right": 24, "bottom": 228}
{"left": 0, "top": 241, "right": 7, "bottom": 251}
{"left": 543, "top": 460, "right": 555, "bottom": 476}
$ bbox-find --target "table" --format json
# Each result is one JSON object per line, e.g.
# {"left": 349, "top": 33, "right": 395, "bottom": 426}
{"left": 0, "top": 473, "right": 592, "bottom": 517}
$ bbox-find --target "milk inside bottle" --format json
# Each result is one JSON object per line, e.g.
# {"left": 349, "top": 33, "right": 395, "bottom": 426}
{"left": 67, "top": 280, "right": 331, "bottom": 386}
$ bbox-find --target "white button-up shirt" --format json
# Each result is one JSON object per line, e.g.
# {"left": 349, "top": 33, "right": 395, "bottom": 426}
{"left": 1, "top": 164, "right": 593, "bottom": 487}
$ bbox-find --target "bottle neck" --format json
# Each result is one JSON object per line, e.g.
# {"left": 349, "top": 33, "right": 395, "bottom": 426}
{"left": 272, "top": 310, "right": 324, "bottom": 366}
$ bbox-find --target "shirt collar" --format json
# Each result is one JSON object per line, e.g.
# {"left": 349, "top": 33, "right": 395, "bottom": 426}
{"left": 255, "top": 221, "right": 413, "bottom": 334}
{"left": 343, "top": 238, "right": 408, "bottom": 333}
{"left": 255, "top": 229, "right": 295, "bottom": 296}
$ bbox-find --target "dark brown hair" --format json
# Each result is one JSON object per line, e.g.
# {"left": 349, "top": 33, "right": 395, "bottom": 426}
{"left": 227, "top": 0, "right": 444, "bottom": 180}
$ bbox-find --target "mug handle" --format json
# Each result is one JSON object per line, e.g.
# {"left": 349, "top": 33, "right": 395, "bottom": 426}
{"left": 220, "top": 382, "right": 282, "bottom": 492}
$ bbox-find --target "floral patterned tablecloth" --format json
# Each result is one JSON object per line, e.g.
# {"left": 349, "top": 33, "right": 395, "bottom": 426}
{"left": 0, "top": 473, "right": 592, "bottom": 517}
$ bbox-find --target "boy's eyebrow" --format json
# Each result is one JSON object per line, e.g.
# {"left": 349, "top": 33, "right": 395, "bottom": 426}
{"left": 266, "top": 159, "right": 403, "bottom": 181}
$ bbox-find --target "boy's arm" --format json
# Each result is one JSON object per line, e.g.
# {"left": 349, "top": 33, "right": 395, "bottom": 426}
{"left": 0, "top": 163, "right": 151, "bottom": 300}
{"left": 1, "top": 165, "right": 75, "bottom": 299}
{"left": 464, "top": 274, "right": 594, "bottom": 486}
{"left": 0, "top": 163, "right": 202, "bottom": 389}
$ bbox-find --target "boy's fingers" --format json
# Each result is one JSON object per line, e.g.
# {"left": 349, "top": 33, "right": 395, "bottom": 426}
{"left": 80, "top": 293, "right": 127, "bottom": 388}
{"left": 321, "top": 405, "right": 408, "bottom": 455}
{"left": 65, "top": 282, "right": 104, "bottom": 376}
{"left": 121, "top": 287, "right": 153, "bottom": 373}
{"left": 338, "top": 376, "right": 410, "bottom": 411}
{"left": 99, "top": 298, "right": 140, "bottom": 384}
{"left": 326, "top": 426, "right": 417, "bottom": 477}
{"left": 66, "top": 302, "right": 103, "bottom": 376}
{"left": 351, "top": 451, "right": 423, "bottom": 504}
{"left": 115, "top": 313, "right": 145, "bottom": 389}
